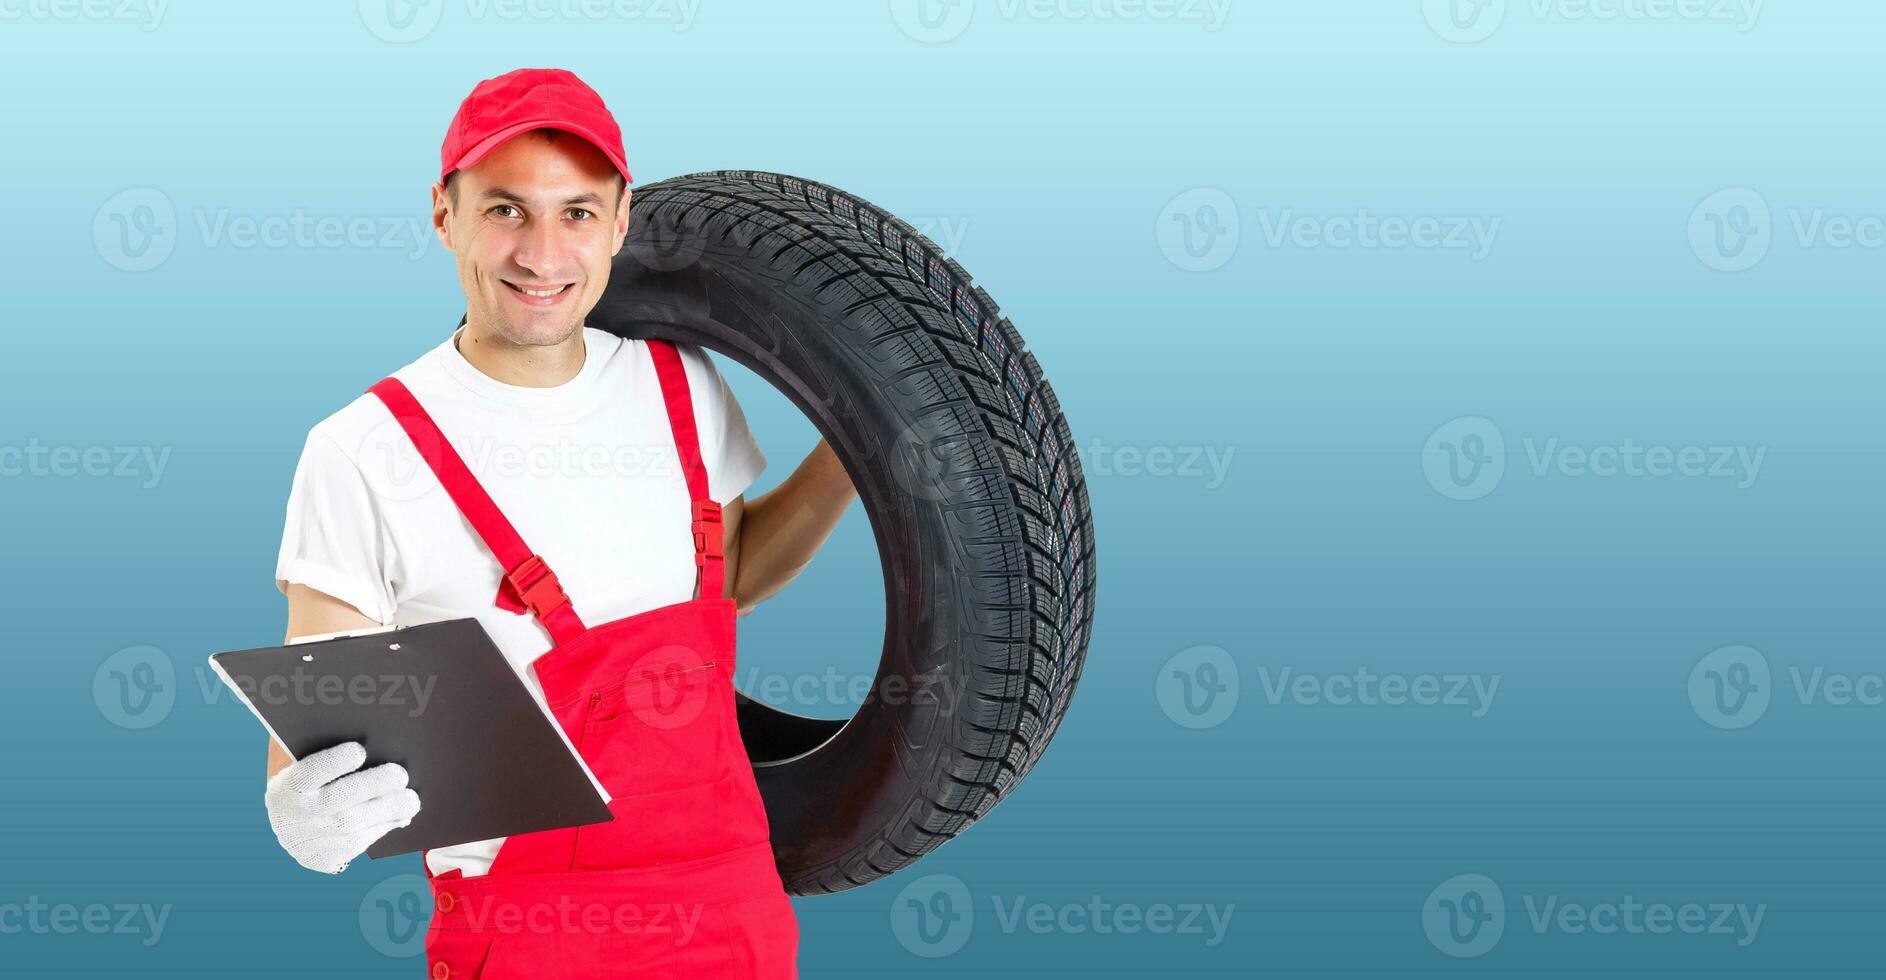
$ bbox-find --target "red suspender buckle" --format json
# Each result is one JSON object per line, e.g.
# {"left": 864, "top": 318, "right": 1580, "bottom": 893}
{"left": 498, "top": 554, "right": 573, "bottom": 619}
{"left": 691, "top": 499, "right": 724, "bottom": 567}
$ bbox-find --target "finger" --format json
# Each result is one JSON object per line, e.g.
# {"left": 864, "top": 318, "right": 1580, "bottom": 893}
{"left": 348, "top": 815, "right": 418, "bottom": 852}
{"left": 341, "top": 788, "right": 422, "bottom": 832}
{"left": 277, "top": 742, "right": 368, "bottom": 796}
{"left": 319, "top": 762, "right": 409, "bottom": 812}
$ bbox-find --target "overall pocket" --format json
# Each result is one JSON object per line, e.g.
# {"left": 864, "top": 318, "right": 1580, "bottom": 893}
{"left": 577, "top": 653, "right": 729, "bottom": 799}
{"left": 570, "top": 655, "right": 740, "bottom": 869}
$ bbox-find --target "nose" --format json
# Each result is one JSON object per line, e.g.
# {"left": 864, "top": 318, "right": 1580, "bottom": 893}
{"left": 510, "top": 212, "right": 566, "bottom": 281}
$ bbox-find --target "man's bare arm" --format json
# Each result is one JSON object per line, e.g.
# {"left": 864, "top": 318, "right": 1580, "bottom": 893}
{"left": 265, "top": 583, "right": 382, "bottom": 780}
{"left": 724, "top": 438, "right": 856, "bottom": 616}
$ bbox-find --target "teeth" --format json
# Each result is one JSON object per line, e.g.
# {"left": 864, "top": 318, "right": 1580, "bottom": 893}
{"left": 514, "top": 284, "right": 567, "bottom": 298}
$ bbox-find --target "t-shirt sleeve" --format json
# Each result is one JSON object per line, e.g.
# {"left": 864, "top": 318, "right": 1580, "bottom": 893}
{"left": 274, "top": 426, "right": 397, "bottom": 624}
{"left": 684, "top": 345, "right": 768, "bottom": 503}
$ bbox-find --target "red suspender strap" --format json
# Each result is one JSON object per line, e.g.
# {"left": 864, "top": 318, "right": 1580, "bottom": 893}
{"left": 644, "top": 340, "right": 726, "bottom": 602}
{"left": 366, "top": 377, "right": 588, "bottom": 646}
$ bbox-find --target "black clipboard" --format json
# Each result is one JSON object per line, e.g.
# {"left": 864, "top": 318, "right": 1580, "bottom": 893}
{"left": 211, "top": 618, "right": 614, "bottom": 859}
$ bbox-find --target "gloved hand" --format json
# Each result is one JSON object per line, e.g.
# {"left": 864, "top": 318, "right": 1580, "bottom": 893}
{"left": 264, "top": 741, "right": 421, "bottom": 875}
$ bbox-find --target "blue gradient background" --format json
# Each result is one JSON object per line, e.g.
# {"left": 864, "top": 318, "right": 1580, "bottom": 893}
{"left": 3, "top": 0, "right": 1883, "bottom": 976}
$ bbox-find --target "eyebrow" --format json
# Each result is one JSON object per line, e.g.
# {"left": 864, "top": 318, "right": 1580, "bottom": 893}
{"left": 477, "top": 187, "right": 609, "bottom": 208}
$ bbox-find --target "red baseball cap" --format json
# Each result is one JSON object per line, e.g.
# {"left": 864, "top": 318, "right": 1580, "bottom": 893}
{"left": 439, "top": 67, "right": 632, "bottom": 187}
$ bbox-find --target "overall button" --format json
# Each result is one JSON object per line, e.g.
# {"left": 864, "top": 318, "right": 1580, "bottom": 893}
{"left": 430, "top": 963, "right": 452, "bottom": 980}
{"left": 435, "top": 891, "right": 457, "bottom": 913}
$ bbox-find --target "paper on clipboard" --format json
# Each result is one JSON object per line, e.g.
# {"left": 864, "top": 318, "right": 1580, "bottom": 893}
{"left": 210, "top": 623, "right": 612, "bottom": 806}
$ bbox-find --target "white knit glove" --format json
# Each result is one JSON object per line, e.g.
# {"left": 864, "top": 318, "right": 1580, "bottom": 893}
{"left": 264, "top": 742, "right": 421, "bottom": 875}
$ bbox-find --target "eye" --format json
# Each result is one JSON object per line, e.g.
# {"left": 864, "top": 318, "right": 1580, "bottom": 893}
{"left": 490, "top": 204, "right": 521, "bottom": 219}
{"left": 566, "top": 208, "right": 595, "bottom": 221}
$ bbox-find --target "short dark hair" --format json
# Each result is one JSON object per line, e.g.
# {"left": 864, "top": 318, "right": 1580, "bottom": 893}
{"left": 443, "top": 127, "right": 626, "bottom": 206}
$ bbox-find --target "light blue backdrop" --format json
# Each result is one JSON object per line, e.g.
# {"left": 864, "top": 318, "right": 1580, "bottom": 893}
{"left": 2, "top": 0, "right": 1881, "bottom": 976}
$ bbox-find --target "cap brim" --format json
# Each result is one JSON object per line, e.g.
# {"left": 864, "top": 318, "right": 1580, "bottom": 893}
{"left": 445, "top": 118, "right": 633, "bottom": 186}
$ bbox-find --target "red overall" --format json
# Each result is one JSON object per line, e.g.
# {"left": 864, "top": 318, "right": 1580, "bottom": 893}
{"left": 366, "top": 339, "right": 799, "bottom": 979}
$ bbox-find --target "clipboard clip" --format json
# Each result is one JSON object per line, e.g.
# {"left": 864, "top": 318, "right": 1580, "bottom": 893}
{"left": 496, "top": 554, "right": 573, "bottom": 620}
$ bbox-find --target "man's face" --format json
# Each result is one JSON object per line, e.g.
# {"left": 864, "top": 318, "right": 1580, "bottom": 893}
{"left": 431, "top": 130, "right": 630, "bottom": 349}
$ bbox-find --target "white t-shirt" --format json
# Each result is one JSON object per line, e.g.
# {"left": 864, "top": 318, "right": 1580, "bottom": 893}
{"left": 274, "top": 326, "right": 767, "bottom": 878}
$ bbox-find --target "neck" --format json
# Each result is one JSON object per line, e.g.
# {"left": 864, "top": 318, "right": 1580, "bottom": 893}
{"left": 456, "top": 318, "right": 586, "bottom": 388}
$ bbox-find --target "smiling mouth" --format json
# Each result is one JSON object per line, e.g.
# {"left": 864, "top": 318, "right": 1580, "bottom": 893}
{"left": 503, "top": 280, "right": 573, "bottom": 298}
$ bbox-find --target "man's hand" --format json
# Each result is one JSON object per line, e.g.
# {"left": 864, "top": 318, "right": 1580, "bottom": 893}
{"left": 727, "top": 438, "right": 857, "bottom": 615}
{"left": 266, "top": 583, "right": 411, "bottom": 873}
{"left": 264, "top": 742, "right": 421, "bottom": 875}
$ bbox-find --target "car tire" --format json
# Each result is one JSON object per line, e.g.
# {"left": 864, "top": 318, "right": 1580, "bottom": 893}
{"left": 590, "top": 170, "right": 1098, "bottom": 895}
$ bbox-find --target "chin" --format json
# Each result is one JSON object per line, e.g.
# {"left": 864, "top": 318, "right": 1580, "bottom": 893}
{"left": 492, "top": 312, "right": 584, "bottom": 348}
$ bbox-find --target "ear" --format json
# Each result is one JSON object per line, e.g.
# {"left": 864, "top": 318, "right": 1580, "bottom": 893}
{"left": 431, "top": 181, "right": 455, "bottom": 253}
{"left": 611, "top": 187, "right": 633, "bottom": 256}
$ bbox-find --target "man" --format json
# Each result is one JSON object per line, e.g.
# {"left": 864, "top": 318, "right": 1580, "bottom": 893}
{"left": 264, "top": 68, "right": 850, "bottom": 977}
